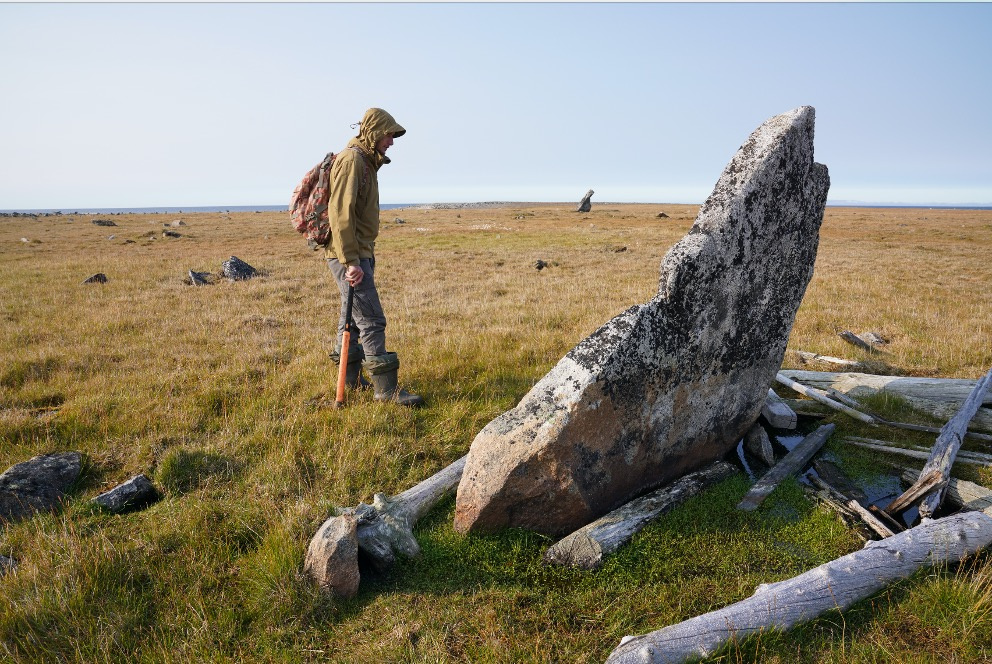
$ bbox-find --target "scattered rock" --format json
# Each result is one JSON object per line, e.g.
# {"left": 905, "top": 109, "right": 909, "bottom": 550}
{"left": 107, "top": 234, "right": 116, "bottom": 240}
{"left": 454, "top": 106, "right": 829, "bottom": 537}
{"left": 610, "top": 246, "right": 628, "bottom": 253}
{"left": 82, "top": 273, "right": 108, "bottom": 284}
{"left": 92, "top": 219, "right": 117, "bottom": 227}
{"left": 576, "top": 189, "right": 594, "bottom": 213}
{"left": 534, "top": 260, "right": 547, "bottom": 271}
{"left": 221, "top": 256, "right": 258, "bottom": 281}
{"left": 657, "top": 212, "right": 670, "bottom": 218}
{"left": 91, "top": 474, "right": 159, "bottom": 513}
{"left": 0, "top": 555, "right": 16, "bottom": 576}
{"left": 394, "top": 217, "right": 406, "bottom": 224}
{"left": 187, "top": 270, "right": 213, "bottom": 286}
{"left": 163, "top": 229, "right": 181, "bottom": 238}
{"left": 861, "top": 331, "right": 889, "bottom": 346}
{"left": 170, "top": 220, "right": 186, "bottom": 227}
{"left": 303, "top": 513, "right": 361, "bottom": 599}
{"left": 20, "top": 237, "right": 29, "bottom": 243}
{"left": 0, "top": 452, "right": 83, "bottom": 524}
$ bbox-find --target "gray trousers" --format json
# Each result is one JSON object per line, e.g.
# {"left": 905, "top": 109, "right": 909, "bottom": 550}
{"left": 327, "top": 257, "right": 387, "bottom": 360}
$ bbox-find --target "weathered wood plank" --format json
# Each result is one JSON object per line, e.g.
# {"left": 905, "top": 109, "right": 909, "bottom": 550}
{"left": 778, "top": 370, "right": 992, "bottom": 433}
{"left": 543, "top": 462, "right": 737, "bottom": 570}
{"left": 791, "top": 349, "right": 863, "bottom": 368}
{"left": 806, "top": 474, "right": 895, "bottom": 538}
{"left": 775, "top": 373, "right": 877, "bottom": 425}
{"left": 886, "top": 470, "right": 943, "bottom": 516}
{"left": 737, "top": 423, "right": 835, "bottom": 511}
{"left": 607, "top": 509, "right": 992, "bottom": 664}
{"left": 762, "top": 388, "right": 798, "bottom": 429}
{"left": 902, "top": 468, "right": 992, "bottom": 512}
{"left": 841, "top": 437, "right": 992, "bottom": 466}
{"left": 892, "top": 366, "right": 992, "bottom": 518}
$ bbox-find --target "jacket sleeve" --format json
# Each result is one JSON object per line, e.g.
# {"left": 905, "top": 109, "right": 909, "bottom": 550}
{"left": 328, "top": 152, "right": 361, "bottom": 266}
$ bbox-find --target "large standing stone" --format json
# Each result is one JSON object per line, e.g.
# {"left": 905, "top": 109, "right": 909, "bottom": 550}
{"left": 454, "top": 107, "right": 830, "bottom": 537}
{"left": 576, "top": 189, "right": 594, "bottom": 213}
{"left": 0, "top": 452, "right": 82, "bottom": 524}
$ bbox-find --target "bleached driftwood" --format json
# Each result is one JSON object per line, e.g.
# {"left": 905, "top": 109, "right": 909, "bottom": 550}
{"left": 884, "top": 470, "right": 943, "bottom": 516}
{"left": 737, "top": 423, "right": 835, "bottom": 511}
{"left": 775, "top": 374, "right": 877, "bottom": 425}
{"left": 606, "top": 508, "right": 992, "bottom": 664}
{"left": 761, "top": 388, "right": 797, "bottom": 429}
{"left": 806, "top": 474, "right": 895, "bottom": 538}
{"left": 778, "top": 369, "right": 992, "bottom": 433}
{"left": 890, "top": 366, "right": 992, "bottom": 519}
{"left": 838, "top": 329, "right": 882, "bottom": 354}
{"left": 902, "top": 468, "right": 992, "bottom": 512}
{"left": 791, "top": 349, "right": 862, "bottom": 369}
{"left": 544, "top": 462, "right": 737, "bottom": 570}
{"left": 841, "top": 437, "right": 992, "bottom": 466}
{"left": 304, "top": 456, "right": 466, "bottom": 598}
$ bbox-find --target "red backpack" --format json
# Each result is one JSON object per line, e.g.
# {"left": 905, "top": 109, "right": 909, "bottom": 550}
{"left": 289, "top": 152, "right": 336, "bottom": 250}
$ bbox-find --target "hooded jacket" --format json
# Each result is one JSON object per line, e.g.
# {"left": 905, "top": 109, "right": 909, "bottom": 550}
{"left": 325, "top": 108, "right": 406, "bottom": 266}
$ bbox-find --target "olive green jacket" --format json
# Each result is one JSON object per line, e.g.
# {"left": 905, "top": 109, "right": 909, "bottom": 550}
{"left": 324, "top": 108, "right": 406, "bottom": 266}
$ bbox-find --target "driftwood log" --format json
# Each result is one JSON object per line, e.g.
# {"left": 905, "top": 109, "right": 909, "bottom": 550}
{"left": 737, "top": 423, "right": 835, "bottom": 511}
{"left": 838, "top": 330, "right": 883, "bottom": 354}
{"left": 842, "top": 437, "right": 992, "bottom": 466}
{"left": 607, "top": 508, "right": 992, "bottom": 663}
{"left": 543, "top": 462, "right": 737, "bottom": 570}
{"left": 304, "top": 456, "right": 466, "bottom": 598}
{"left": 791, "top": 349, "right": 863, "bottom": 369}
{"left": 761, "top": 389, "right": 797, "bottom": 429}
{"left": 902, "top": 468, "right": 992, "bottom": 512}
{"left": 778, "top": 370, "right": 992, "bottom": 433}
{"left": 806, "top": 474, "right": 894, "bottom": 538}
{"left": 775, "top": 373, "right": 877, "bottom": 424}
{"left": 889, "top": 367, "right": 992, "bottom": 519}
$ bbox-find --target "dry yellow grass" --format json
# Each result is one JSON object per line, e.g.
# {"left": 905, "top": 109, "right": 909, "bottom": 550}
{"left": 2, "top": 203, "right": 992, "bottom": 662}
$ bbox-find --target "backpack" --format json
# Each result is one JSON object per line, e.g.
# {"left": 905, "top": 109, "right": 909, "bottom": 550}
{"left": 289, "top": 152, "right": 336, "bottom": 251}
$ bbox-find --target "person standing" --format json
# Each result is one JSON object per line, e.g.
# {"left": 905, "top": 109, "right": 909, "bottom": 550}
{"left": 325, "top": 107, "right": 423, "bottom": 407}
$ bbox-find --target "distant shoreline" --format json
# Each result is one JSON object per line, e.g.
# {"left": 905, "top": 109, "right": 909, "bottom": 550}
{"left": 2, "top": 202, "right": 990, "bottom": 215}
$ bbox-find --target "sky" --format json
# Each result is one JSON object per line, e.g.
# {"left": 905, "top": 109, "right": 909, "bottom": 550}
{"left": 1, "top": 2, "right": 990, "bottom": 209}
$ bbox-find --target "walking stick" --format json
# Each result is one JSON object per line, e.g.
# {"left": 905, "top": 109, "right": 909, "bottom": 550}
{"left": 334, "top": 284, "right": 356, "bottom": 409}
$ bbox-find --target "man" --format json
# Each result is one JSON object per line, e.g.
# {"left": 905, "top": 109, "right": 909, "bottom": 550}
{"left": 325, "top": 107, "right": 423, "bottom": 407}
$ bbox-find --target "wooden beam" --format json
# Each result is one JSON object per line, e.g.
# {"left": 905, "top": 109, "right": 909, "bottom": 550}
{"left": 791, "top": 349, "right": 863, "bottom": 369}
{"left": 841, "top": 437, "right": 992, "bottom": 466}
{"left": 606, "top": 509, "right": 992, "bottom": 664}
{"left": 902, "top": 468, "right": 992, "bottom": 513}
{"left": 543, "top": 462, "right": 737, "bottom": 570}
{"left": 737, "top": 423, "right": 835, "bottom": 511}
{"left": 762, "top": 388, "right": 797, "bottom": 429}
{"left": 891, "top": 366, "right": 992, "bottom": 519}
{"left": 775, "top": 373, "right": 877, "bottom": 425}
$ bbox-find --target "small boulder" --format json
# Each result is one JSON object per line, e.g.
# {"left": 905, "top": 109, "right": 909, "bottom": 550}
{"left": 187, "top": 270, "right": 213, "bottom": 286}
{"left": 91, "top": 474, "right": 159, "bottom": 513}
{"left": 222, "top": 256, "right": 258, "bottom": 281}
{"left": 303, "top": 513, "right": 361, "bottom": 599}
{"left": 657, "top": 212, "right": 670, "bottom": 218}
{"left": 92, "top": 219, "right": 117, "bottom": 227}
{"left": 0, "top": 452, "right": 82, "bottom": 524}
{"left": 82, "top": 273, "right": 108, "bottom": 284}
{"left": 170, "top": 220, "right": 186, "bottom": 227}
{"left": 163, "top": 230, "right": 181, "bottom": 238}
{"left": 534, "top": 260, "right": 547, "bottom": 271}
{"left": 0, "top": 555, "right": 16, "bottom": 576}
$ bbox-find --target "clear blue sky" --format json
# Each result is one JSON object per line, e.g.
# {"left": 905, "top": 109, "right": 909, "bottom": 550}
{"left": 1, "top": 2, "right": 990, "bottom": 209}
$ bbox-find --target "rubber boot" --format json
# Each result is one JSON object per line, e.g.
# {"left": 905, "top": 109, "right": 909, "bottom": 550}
{"left": 330, "top": 348, "right": 370, "bottom": 390}
{"left": 365, "top": 353, "right": 424, "bottom": 407}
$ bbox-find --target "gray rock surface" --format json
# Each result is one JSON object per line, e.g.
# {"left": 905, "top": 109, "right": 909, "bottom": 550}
{"left": 222, "top": 256, "right": 257, "bottom": 281}
{"left": 455, "top": 106, "right": 829, "bottom": 536}
{"left": 82, "top": 273, "right": 108, "bottom": 284}
{"left": 0, "top": 452, "right": 82, "bottom": 524}
{"left": 0, "top": 554, "right": 15, "bottom": 576}
{"left": 92, "top": 219, "right": 117, "bottom": 227}
{"left": 303, "top": 513, "right": 361, "bottom": 599}
{"left": 91, "top": 474, "right": 159, "bottom": 513}
{"left": 576, "top": 189, "right": 594, "bottom": 213}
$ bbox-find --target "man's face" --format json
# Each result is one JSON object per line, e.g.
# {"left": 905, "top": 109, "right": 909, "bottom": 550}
{"left": 375, "top": 133, "right": 395, "bottom": 155}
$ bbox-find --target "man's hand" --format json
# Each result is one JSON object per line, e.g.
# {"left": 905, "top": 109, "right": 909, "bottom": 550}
{"left": 345, "top": 264, "right": 364, "bottom": 286}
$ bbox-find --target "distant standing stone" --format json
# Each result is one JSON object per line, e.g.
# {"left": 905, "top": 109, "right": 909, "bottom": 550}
{"left": 82, "top": 273, "right": 108, "bottom": 284}
{"left": 0, "top": 452, "right": 82, "bottom": 524}
{"left": 222, "top": 256, "right": 258, "bottom": 281}
{"left": 576, "top": 189, "right": 594, "bottom": 213}
{"left": 91, "top": 474, "right": 159, "bottom": 513}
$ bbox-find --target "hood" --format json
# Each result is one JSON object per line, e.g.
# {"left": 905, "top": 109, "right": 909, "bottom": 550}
{"left": 352, "top": 107, "right": 406, "bottom": 169}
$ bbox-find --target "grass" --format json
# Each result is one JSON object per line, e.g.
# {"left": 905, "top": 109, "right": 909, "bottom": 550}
{"left": 2, "top": 203, "right": 992, "bottom": 662}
